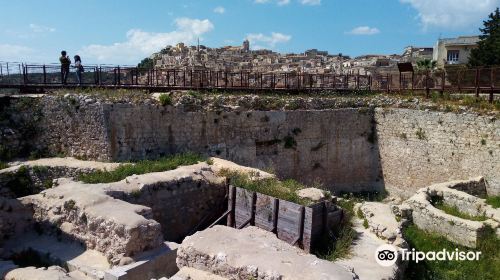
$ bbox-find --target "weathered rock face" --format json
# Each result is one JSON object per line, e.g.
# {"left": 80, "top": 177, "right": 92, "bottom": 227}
{"left": 0, "top": 157, "right": 120, "bottom": 198}
{"left": 2, "top": 95, "right": 499, "bottom": 197}
{"left": 0, "top": 197, "right": 32, "bottom": 252}
{"left": 103, "top": 106, "right": 383, "bottom": 194}
{"left": 376, "top": 108, "right": 499, "bottom": 197}
{"left": 177, "top": 225, "right": 357, "bottom": 280}
{"left": 104, "top": 162, "right": 228, "bottom": 242}
{"left": 3, "top": 96, "right": 383, "bottom": 194}
{"left": 19, "top": 179, "right": 163, "bottom": 263}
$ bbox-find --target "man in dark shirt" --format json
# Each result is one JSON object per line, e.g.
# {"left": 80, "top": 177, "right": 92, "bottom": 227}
{"left": 59, "top": 50, "right": 71, "bottom": 84}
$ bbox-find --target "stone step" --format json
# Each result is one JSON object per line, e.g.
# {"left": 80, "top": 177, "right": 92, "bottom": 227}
{"left": 177, "top": 225, "right": 357, "bottom": 280}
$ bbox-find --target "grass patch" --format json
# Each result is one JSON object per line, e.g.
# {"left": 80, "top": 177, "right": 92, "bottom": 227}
{"left": 4, "top": 166, "right": 34, "bottom": 197}
{"left": 416, "top": 127, "right": 427, "bottom": 140}
{"left": 158, "top": 94, "right": 172, "bottom": 106}
{"left": 78, "top": 152, "right": 205, "bottom": 183}
{"left": 313, "top": 198, "right": 357, "bottom": 261}
{"left": 220, "top": 170, "right": 317, "bottom": 206}
{"left": 404, "top": 224, "right": 500, "bottom": 280}
{"left": 0, "top": 161, "right": 8, "bottom": 170}
{"left": 434, "top": 200, "right": 487, "bottom": 221}
{"left": 337, "top": 190, "right": 388, "bottom": 202}
{"left": 485, "top": 196, "right": 500, "bottom": 209}
{"left": 283, "top": 135, "right": 297, "bottom": 149}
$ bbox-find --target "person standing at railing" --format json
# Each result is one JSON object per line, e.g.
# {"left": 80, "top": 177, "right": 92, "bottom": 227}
{"left": 74, "top": 55, "right": 83, "bottom": 86}
{"left": 59, "top": 51, "right": 71, "bottom": 84}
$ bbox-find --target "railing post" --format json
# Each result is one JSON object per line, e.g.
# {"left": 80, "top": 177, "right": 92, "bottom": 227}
{"left": 98, "top": 67, "right": 102, "bottom": 85}
{"left": 386, "top": 73, "right": 390, "bottom": 94}
{"left": 425, "top": 71, "right": 430, "bottom": 98}
{"left": 117, "top": 66, "right": 121, "bottom": 86}
{"left": 183, "top": 70, "right": 186, "bottom": 87}
{"left": 490, "top": 68, "right": 494, "bottom": 103}
{"left": 440, "top": 71, "right": 445, "bottom": 96}
{"left": 43, "top": 64, "right": 47, "bottom": 84}
{"left": 457, "top": 69, "right": 462, "bottom": 92}
{"left": 356, "top": 73, "right": 360, "bottom": 90}
{"left": 135, "top": 68, "right": 139, "bottom": 85}
{"left": 411, "top": 72, "right": 414, "bottom": 91}
{"left": 22, "top": 64, "right": 27, "bottom": 85}
{"left": 475, "top": 68, "right": 480, "bottom": 97}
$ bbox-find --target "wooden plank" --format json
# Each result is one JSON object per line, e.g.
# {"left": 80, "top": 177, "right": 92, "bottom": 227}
{"left": 303, "top": 202, "right": 326, "bottom": 252}
{"left": 234, "top": 188, "right": 254, "bottom": 228}
{"left": 254, "top": 193, "right": 278, "bottom": 231}
{"left": 227, "top": 185, "right": 236, "bottom": 227}
{"left": 277, "top": 200, "right": 303, "bottom": 244}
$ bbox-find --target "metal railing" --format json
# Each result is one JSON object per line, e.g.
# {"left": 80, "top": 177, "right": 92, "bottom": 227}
{"left": 1, "top": 62, "right": 499, "bottom": 101}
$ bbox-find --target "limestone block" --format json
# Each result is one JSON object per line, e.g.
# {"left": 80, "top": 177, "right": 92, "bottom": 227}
{"left": 4, "top": 266, "right": 74, "bottom": 280}
{"left": 297, "top": 187, "right": 326, "bottom": 202}
{"left": 19, "top": 180, "right": 163, "bottom": 263}
{"left": 359, "top": 202, "right": 406, "bottom": 247}
{"left": 104, "top": 242, "right": 179, "bottom": 280}
{"left": 177, "top": 226, "right": 357, "bottom": 280}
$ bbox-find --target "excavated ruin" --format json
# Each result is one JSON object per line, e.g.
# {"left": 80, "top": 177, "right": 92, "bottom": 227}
{"left": 0, "top": 93, "right": 498, "bottom": 280}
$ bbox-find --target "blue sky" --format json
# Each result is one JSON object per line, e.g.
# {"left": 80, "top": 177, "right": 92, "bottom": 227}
{"left": 1, "top": 0, "right": 499, "bottom": 65}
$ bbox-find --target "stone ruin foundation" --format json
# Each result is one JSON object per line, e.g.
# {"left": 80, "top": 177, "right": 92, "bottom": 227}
{"left": 0, "top": 94, "right": 499, "bottom": 279}
{"left": 403, "top": 177, "right": 500, "bottom": 248}
{"left": 0, "top": 157, "right": 360, "bottom": 280}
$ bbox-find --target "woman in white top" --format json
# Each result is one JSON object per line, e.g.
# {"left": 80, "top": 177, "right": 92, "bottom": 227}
{"left": 74, "top": 55, "right": 83, "bottom": 85}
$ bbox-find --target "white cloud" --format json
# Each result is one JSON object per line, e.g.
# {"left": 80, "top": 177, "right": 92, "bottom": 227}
{"left": 278, "top": 0, "right": 291, "bottom": 6}
{"left": 246, "top": 32, "right": 292, "bottom": 49}
{"left": 0, "top": 44, "right": 34, "bottom": 61}
{"left": 254, "top": 0, "right": 316, "bottom": 5}
{"left": 79, "top": 18, "right": 214, "bottom": 65}
{"left": 299, "top": 0, "right": 321, "bottom": 5}
{"left": 213, "top": 6, "right": 225, "bottom": 14}
{"left": 347, "top": 26, "right": 380, "bottom": 35}
{"left": 29, "top": 23, "right": 56, "bottom": 33}
{"left": 401, "top": 0, "right": 500, "bottom": 29}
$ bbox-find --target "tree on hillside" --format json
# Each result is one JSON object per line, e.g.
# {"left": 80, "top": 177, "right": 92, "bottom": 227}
{"left": 468, "top": 7, "right": 500, "bottom": 67}
{"left": 137, "top": 57, "right": 154, "bottom": 69}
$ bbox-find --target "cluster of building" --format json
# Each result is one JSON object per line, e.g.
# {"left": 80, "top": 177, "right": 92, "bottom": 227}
{"left": 150, "top": 35, "right": 481, "bottom": 75}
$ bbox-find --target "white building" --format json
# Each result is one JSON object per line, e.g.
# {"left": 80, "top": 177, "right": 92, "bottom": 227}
{"left": 433, "top": 36, "right": 480, "bottom": 68}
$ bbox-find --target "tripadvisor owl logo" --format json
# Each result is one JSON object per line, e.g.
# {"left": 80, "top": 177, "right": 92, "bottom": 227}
{"left": 375, "top": 244, "right": 398, "bottom": 267}
{"left": 375, "top": 244, "right": 482, "bottom": 267}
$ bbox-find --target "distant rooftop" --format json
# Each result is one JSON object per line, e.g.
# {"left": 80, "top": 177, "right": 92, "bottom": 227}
{"left": 438, "top": 36, "right": 480, "bottom": 46}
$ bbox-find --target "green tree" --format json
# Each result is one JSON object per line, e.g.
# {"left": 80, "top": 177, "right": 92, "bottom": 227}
{"left": 416, "top": 59, "right": 437, "bottom": 73}
{"left": 137, "top": 57, "right": 154, "bottom": 69}
{"left": 468, "top": 7, "right": 500, "bottom": 67}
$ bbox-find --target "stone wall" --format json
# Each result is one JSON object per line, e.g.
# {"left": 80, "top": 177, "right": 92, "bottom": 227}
{"left": 105, "top": 164, "right": 228, "bottom": 243}
{"left": 376, "top": 108, "right": 499, "bottom": 197}
{"left": 104, "top": 105, "right": 382, "bottom": 193}
{"left": 2, "top": 96, "right": 499, "bottom": 197}
{"left": 36, "top": 96, "right": 111, "bottom": 161}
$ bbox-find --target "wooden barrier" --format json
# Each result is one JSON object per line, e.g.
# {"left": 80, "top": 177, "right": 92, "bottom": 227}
{"left": 227, "top": 185, "right": 342, "bottom": 252}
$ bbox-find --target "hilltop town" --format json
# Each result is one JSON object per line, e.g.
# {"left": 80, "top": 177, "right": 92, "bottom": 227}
{"left": 144, "top": 35, "right": 479, "bottom": 76}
